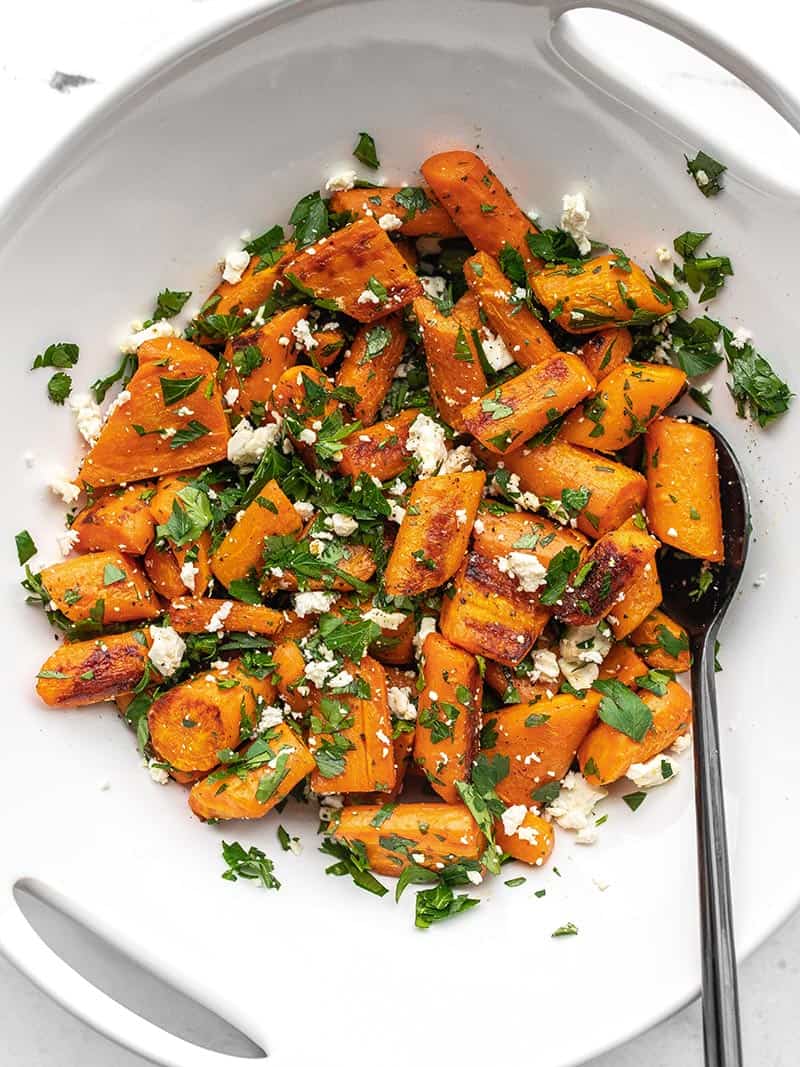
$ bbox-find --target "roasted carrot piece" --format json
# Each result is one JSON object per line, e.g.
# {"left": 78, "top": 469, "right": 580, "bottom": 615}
{"left": 368, "top": 610, "right": 416, "bottom": 666}
{"left": 421, "top": 150, "right": 540, "bottom": 268}
{"left": 337, "top": 409, "right": 418, "bottom": 481}
{"left": 560, "top": 362, "right": 686, "bottom": 453}
{"left": 579, "top": 680, "right": 692, "bottom": 785}
{"left": 220, "top": 306, "right": 307, "bottom": 415}
{"left": 487, "top": 692, "right": 601, "bottom": 806}
{"left": 194, "top": 240, "right": 295, "bottom": 342}
{"left": 71, "top": 484, "right": 156, "bottom": 555}
{"left": 308, "top": 656, "right": 396, "bottom": 795}
{"left": 494, "top": 809, "right": 555, "bottom": 867}
{"left": 336, "top": 314, "right": 407, "bottom": 425}
{"left": 414, "top": 295, "right": 487, "bottom": 431}
{"left": 472, "top": 509, "right": 589, "bottom": 567}
{"left": 211, "top": 480, "right": 301, "bottom": 591}
{"left": 439, "top": 551, "right": 550, "bottom": 666}
{"left": 168, "top": 597, "right": 284, "bottom": 635}
{"left": 310, "top": 323, "right": 347, "bottom": 368}
{"left": 531, "top": 253, "right": 674, "bottom": 333}
{"left": 460, "top": 354, "right": 595, "bottom": 454}
{"left": 598, "top": 642, "right": 648, "bottom": 686}
{"left": 148, "top": 470, "right": 202, "bottom": 525}
{"left": 414, "top": 633, "right": 483, "bottom": 802}
{"left": 282, "top": 217, "right": 422, "bottom": 324}
{"left": 631, "top": 608, "right": 691, "bottom": 672}
{"left": 394, "top": 238, "right": 418, "bottom": 271}
{"left": 384, "top": 471, "right": 485, "bottom": 596}
{"left": 36, "top": 630, "right": 150, "bottom": 708}
{"left": 144, "top": 543, "right": 187, "bottom": 599}
{"left": 277, "top": 610, "right": 318, "bottom": 644}
{"left": 576, "top": 327, "right": 633, "bottom": 380}
{"left": 464, "top": 252, "right": 559, "bottom": 367}
{"left": 79, "top": 342, "right": 229, "bottom": 487}
{"left": 332, "top": 802, "right": 485, "bottom": 876}
{"left": 260, "top": 541, "right": 376, "bottom": 594}
{"left": 148, "top": 659, "right": 276, "bottom": 773}
{"left": 644, "top": 415, "right": 724, "bottom": 562}
{"left": 486, "top": 439, "right": 647, "bottom": 538}
{"left": 328, "top": 185, "right": 462, "bottom": 237}
{"left": 554, "top": 520, "right": 658, "bottom": 626}
{"left": 272, "top": 640, "right": 309, "bottom": 716}
{"left": 136, "top": 336, "right": 218, "bottom": 370}
{"left": 41, "top": 551, "right": 159, "bottom": 624}
{"left": 188, "top": 722, "right": 316, "bottom": 821}
{"left": 609, "top": 559, "right": 662, "bottom": 639}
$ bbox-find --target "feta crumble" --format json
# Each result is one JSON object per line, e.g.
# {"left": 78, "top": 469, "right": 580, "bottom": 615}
{"left": 549, "top": 772, "right": 607, "bottom": 845}
{"left": 627, "top": 753, "right": 678, "bottom": 789}
{"left": 148, "top": 625, "right": 186, "bottom": 677}
{"left": 224, "top": 386, "right": 240, "bottom": 406}
{"left": 387, "top": 685, "right": 417, "bottom": 720}
{"left": 560, "top": 192, "right": 592, "bottom": 256}
{"left": 119, "top": 319, "right": 176, "bottom": 354}
{"left": 222, "top": 249, "right": 250, "bottom": 285}
{"left": 205, "top": 601, "right": 233, "bottom": 633}
{"left": 730, "top": 326, "right": 752, "bottom": 350}
{"left": 378, "top": 213, "right": 403, "bottom": 232}
{"left": 294, "top": 591, "right": 336, "bottom": 618}
{"left": 180, "top": 561, "right": 199, "bottom": 592}
{"left": 227, "top": 419, "right": 280, "bottom": 467}
{"left": 406, "top": 412, "right": 447, "bottom": 476}
{"left": 505, "top": 551, "right": 547, "bottom": 593}
{"left": 56, "top": 529, "right": 80, "bottom": 557}
{"left": 558, "top": 622, "right": 612, "bottom": 690}
{"left": 480, "top": 328, "right": 515, "bottom": 371}
{"left": 420, "top": 275, "right": 447, "bottom": 301}
{"left": 48, "top": 473, "right": 81, "bottom": 504}
{"left": 357, "top": 288, "right": 381, "bottom": 305}
{"left": 328, "top": 513, "right": 358, "bottom": 536}
{"left": 69, "top": 393, "right": 103, "bottom": 446}
{"left": 439, "top": 445, "right": 476, "bottom": 474}
{"left": 414, "top": 616, "right": 437, "bottom": 657}
{"left": 148, "top": 761, "right": 170, "bottom": 785}
{"left": 325, "top": 170, "right": 357, "bottom": 192}
{"left": 292, "top": 318, "right": 318, "bottom": 351}
{"left": 363, "top": 607, "right": 406, "bottom": 630}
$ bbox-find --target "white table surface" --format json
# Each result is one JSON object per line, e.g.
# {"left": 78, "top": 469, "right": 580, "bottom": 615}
{"left": 2, "top": 1, "right": 798, "bottom": 1063}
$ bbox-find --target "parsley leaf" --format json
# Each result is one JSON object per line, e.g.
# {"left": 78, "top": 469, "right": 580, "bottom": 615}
{"left": 316, "top": 612, "right": 381, "bottom": 661}
{"left": 498, "top": 243, "right": 527, "bottom": 286}
{"left": 360, "top": 324, "right": 392, "bottom": 364}
{"left": 32, "top": 342, "right": 79, "bottom": 369}
{"left": 526, "top": 228, "right": 585, "bottom": 265}
{"left": 15, "top": 530, "right": 37, "bottom": 565}
{"left": 153, "top": 289, "right": 191, "bottom": 321}
{"left": 685, "top": 150, "right": 726, "bottom": 197}
{"left": 156, "top": 486, "right": 212, "bottom": 547}
{"left": 539, "top": 545, "right": 580, "bottom": 606}
{"left": 656, "top": 624, "right": 689, "bottom": 659}
{"left": 455, "top": 753, "right": 508, "bottom": 875}
{"left": 160, "top": 374, "right": 204, "bottom": 406}
{"left": 623, "top": 791, "right": 647, "bottom": 811}
{"left": 221, "top": 840, "right": 280, "bottom": 890}
{"left": 721, "top": 328, "right": 792, "bottom": 426}
{"left": 393, "top": 186, "right": 429, "bottom": 220}
{"left": 552, "top": 921, "right": 579, "bottom": 937}
{"left": 353, "top": 131, "right": 380, "bottom": 169}
{"left": 594, "top": 679, "right": 653, "bottom": 741}
{"left": 415, "top": 883, "right": 479, "bottom": 929}
{"left": 320, "top": 837, "right": 388, "bottom": 896}
{"left": 290, "top": 190, "right": 330, "bottom": 249}
{"left": 170, "top": 420, "right": 211, "bottom": 449}
{"left": 47, "top": 371, "right": 72, "bottom": 405}
{"left": 102, "top": 563, "right": 126, "bottom": 586}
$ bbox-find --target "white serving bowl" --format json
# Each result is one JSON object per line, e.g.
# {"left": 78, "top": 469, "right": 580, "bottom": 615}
{"left": 1, "top": 2, "right": 799, "bottom": 1065}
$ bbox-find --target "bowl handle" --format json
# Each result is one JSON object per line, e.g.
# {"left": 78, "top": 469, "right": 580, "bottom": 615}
{"left": 550, "top": 0, "right": 800, "bottom": 133}
{"left": 0, "top": 889, "right": 269, "bottom": 1067}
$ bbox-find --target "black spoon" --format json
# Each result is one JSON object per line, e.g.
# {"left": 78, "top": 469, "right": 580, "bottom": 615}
{"left": 658, "top": 419, "right": 750, "bottom": 1067}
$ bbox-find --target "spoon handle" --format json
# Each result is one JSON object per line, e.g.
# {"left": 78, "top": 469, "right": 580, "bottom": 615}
{"left": 691, "top": 630, "right": 743, "bottom": 1066}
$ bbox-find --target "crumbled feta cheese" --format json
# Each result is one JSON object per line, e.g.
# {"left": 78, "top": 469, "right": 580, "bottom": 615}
{"left": 549, "top": 772, "right": 607, "bottom": 844}
{"left": 532, "top": 649, "right": 560, "bottom": 682}
{"left": 357, "top": 288, "right": 381, "bottom": 305}
{"left": 505, "top": 551, "right": 547, "bottom": 593}
{"left": 671, "top": 731, "right": 692, "bottom": 755}
{"left": 328, "top": 670, "right": 354, "bottom": 689}
{"left": 329, "top": 513, "right": 358, "bottom": 536}
{"left": 119, "top": 319, "right": 176, "bottom": 354}
{"left": 414, "top": 616, "right": 437, "bottom": 657}
{"left": 473, "top": 518, "right": 485, "bottom": 535}
{"left": 560, "top": 192, "right": 592, "bottom": 256}
{"left": 49, "top": 473, "right": 81, "bottom": 504}
{"left": 656, "top": 246, "right": 672, "bottom": 264}
{"left": 69, "top": 393, "right": 103, "bottom": 446}
{"left": 224, "top": 387, "right": 240, "bottom": 406}
{"left": 148, "top": 625, "right": 186, "bottom": 677}
{"left": 298, "top": 428, "right": 317, "bottom": 445}
{"left": 695, "top": 169, "right": 710, "bottom": 187}
{"left": 388, "top": 479, "right": 407, "bottom": 497}
{"left": 294, "top": 591, "right": 336, "bottom": 618}
{"left": 363, "top": 607, "right": 406, "bottom": 630}
{"left": 558, "top": 623, "right": 612, "bottom": 689}
{"left": 293, "top": 500, "right": 315, "bottom": 520}
{"left": 180, "top": 561, "right": 199, "bottom": 592}
{"left": 667, "top": 526, "right": 678, "bottom": 537}
{"left": 730, "top": 326, "right": 752, "bottom": 350}
{"left": 292, "top": 318, "right": 317, "bottom": 351}
{"left": 379, "top": 213, "right": 403, "bottom": 232}
{"left": 466, "top": 869, "right": 483, "bottom": 885}
{"left": 406, "top": 412, "right": 447, "bottom": 476}
{"left": 205, "top": 601, "right": 233, "bottom": 633}
{"left": 389, "top": 503, "right": 406, "bottom": 525}
{"left": 106, "top": 389, "right": 131, "bottom": 419}
{"left": 388, "top": 685, "right": 416, "bottom": 720}
{"left": 439, "top": 445, "right": 476, "bottom": 474}
{"left": 304, "top": 656, "right": 336, "bottom": 689}
{"left": 501, "top": 804, "right": 528, "bottom": 836}
{"left": 258, "top": 705, "right": 284, "bottom": 732}
{"left": 222, "top": 249, "right": 250, "bottom": 284}
{"left": 420, "top": 275, "right": 447, "bottom": 301}
{"left": 56, "top": 529, "right": 80, "bottom": 557}
{"left": 627, "top": 753, "right": 678, "bottom": 789}
{"left": 148, "top": 761, "right": 170, "bottom": 785}
{"left": 455, "top": 508, "right": 468, "bottom": 526}
{"left": 593, "top": 877, "right": 610, "bottom": 892}
{"left": 480, "top": 328, "right": 515, "bottom": 371}
{"left": 227, "top": 418, "right": 280, "bottom": 467}
{"left": 325, "top": 170, "right": 357, "bottom": 192}
{"left": 319, "top": 794, "right": 344, "bottom": 820}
